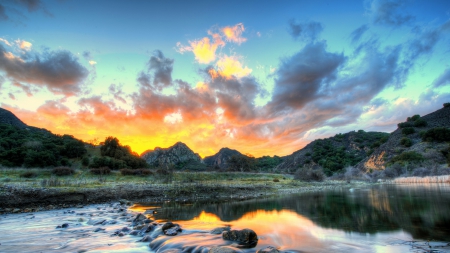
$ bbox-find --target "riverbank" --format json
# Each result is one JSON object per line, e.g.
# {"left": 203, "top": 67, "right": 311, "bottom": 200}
{"left": 0, "top": 177, "right": 365, "bottom": 214}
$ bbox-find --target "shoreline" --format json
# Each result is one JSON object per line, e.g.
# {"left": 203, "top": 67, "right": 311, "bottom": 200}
{"left": 0, "top": 180, "right": 364, "bottom": 214}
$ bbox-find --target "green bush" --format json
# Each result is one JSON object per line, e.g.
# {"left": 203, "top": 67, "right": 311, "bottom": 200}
{"left": 20, "top": 171, "right": 37, "bottom": 178}
{"left": 82, "top": 156, "right": 90, "bottom": 166}
{"left": 444, "top": 103, "right": 450, "bottom": 108}
{"left": 413, "top": 118, "right": 428, "bottom": 127}
{"left": 52, "top": 167, "right": 74, "bottom": 176}
{"left": 398, "top": 122, "right": 413, "bottom": 128}
{"left": 407, "top": 115, "right": 421, "bottom": 122}
{"left": 402, "top": 127, "right": 415, "bottom": 135}
{"left": 421, "top": 127, "right": 450, "bottom": 142}
{"left": 90, "top": 167, "right": 111, "bottom": 175}
{"left": 389, "top": 151, "right": 424, "bottom": 165}
{"left": 400, "top": 137, "right": 412, "bottom": 147}
{"left": 119, "top": 168, "right": 152, "bottom": 176}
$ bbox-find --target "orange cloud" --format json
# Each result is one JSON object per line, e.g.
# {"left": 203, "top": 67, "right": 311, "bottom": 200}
{"left": 16, "top": 39, "right": 32, "bottom": 50}
{"left": 222, "top": 23, "right": 246, "bottom": 44}
{"left": 177, "top": 36, "right": 224, "bottom": 64}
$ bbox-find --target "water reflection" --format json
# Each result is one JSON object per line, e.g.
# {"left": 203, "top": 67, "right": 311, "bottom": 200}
{"left": 135, "top": 184, "right": 450, "bottom": 243}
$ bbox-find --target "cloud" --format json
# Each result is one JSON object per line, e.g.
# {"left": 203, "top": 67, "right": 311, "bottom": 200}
{"left": 108, "top": 84, "right": 127, "bottom": 104}
{"left": 148, "top": 50, "right": 173, "bottom": 88}
{"left": 0, "top": 0, "right": 51, "bottom": 23}
{"left": 177, "top": 36, "right": 224, "bottom": 64}
{"left": 432, "top": 68, "right": 450, "bottom": 87}
{"left": 367, "top": 0, "right": 414, "bottom": 27}
{"left": 0, "top": 38, "right": 11, "bottom": 46}
{"left": 8, "top": 93, "right": 15, "bottom": 100}
{"left": 82, "top": 51, "right": 91, "bottom": 60}
{"left": 0, "top": 4, "right": 7, "bottom": 21}
{"left": 89, "top": 60, "right": 97, "bottom": 65}
{"left": 12, "top": 81, "right": 35, "bottom": 97}
{"left": 211, "top": 55, "right": 252, "bottom": 79}
{"left": 221, "top": 23, "right": 246, "bottom": 44}
{"left": 288, "top": 20, "right": 323, "bottom": 42}
{"left": 15, "top": 39, "right": 32, "bottom": 50}
{"left": 267, "top": 42, "right": 345, "bottom": 115}
{"left": 0, "top": 44, "right": 89, "bottom": 96}
{"left": 350, "top": 24, "right": 369, "bottom": 43}
{"left": 164, "top": 111, "right": 183, "bottom": 124}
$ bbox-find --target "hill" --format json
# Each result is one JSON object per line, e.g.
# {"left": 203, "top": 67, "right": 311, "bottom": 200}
{"left": 358, "top": 104, "right": 450, "bottom": 171}
{"left": 141, "top": 142, "right": 204, "bottom": 170}
{"left": 276, "top": 130, "right": 389, "bottom": 175}
{"left": 203, "top": 147, "right": 244, "bottom": 169}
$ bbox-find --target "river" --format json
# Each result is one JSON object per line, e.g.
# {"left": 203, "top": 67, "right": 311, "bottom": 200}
{"left": 1, "top": 184, "right": 449, "bottom": 252}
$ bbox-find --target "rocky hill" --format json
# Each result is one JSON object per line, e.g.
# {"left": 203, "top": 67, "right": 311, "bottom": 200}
{"left": 358, "top": 104, "right": 450, "bottom": 171}
{"left": 203, "top": 147, "right": 244, "bottom": 169}
{"left": 276, "top": 130, "right": 389, "bottom": 175}
{"left": 0, "top": 108, "right": 28, "bottom": 129}
{"left": 141, "top": 142, "right": 202, "bottom": 168}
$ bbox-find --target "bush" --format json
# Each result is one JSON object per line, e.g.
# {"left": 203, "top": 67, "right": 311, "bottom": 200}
{"left": 398, "top": 122, "right": 413, "bottom": 128}
{"left": 400, "top": 137, "right": 412, "bottom": 147}
{"left": 294, "top": 167, "right": 326, "bottom": 182}
{"left": 444, "top": 103, "right": 450, "bottom": 108}
{"left": 422, "top": 127, "right": 450, "bottom": 142}
{"left": 273, "top": 178, "right": 280, "bottom": 182}
{"left": 389, "top": 151, "right": 424, "bottom": 165}
{"left": 402, "top": 127, "right": 415, "bottom": 135}
{"left": 120, "top": 168, "right": 152, "bottom": 176}
{"left": 20, "top": 171, "right": 37, "bottom": 178}
{"left": 413, "top": 118, "right": 427, "bottom": 127}
{"left": 82, "top": 156, "right": 90, "bottom": 166}
{"left": 90, "top": 167, "right": 111, "bottom": 175}
{"left": 52, "top": 167, "right": 74, "bottom": 176}
{"left": 383, "top": 163, "right": 405, "bottom": 178}
{"left": 407, "top": 115, "right": 421, "bottom": 122}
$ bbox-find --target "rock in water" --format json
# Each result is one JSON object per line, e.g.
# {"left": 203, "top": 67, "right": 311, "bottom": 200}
{"left": 209, "top": 246, "right": 242, "bottom": 253}
{"left": 222, "top": 229, "right": 258, "bottom": 246}
{"left": 211, "top": 226, "right": 231, "bottom": 234}
{"left": 132, "top": 213, "right": 146, "bottom": 226}
{"left": 256, "top": 246, "right": 279, "bottom": 253}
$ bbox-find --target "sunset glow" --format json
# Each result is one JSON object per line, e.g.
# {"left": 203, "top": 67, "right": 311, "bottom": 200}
{"left": 0, "top": 0, "right": 449, "bottom": 157}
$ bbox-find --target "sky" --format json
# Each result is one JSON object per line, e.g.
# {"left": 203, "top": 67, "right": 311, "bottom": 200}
{"left": 0, "top": 0, "right": 450, "bottom": 158}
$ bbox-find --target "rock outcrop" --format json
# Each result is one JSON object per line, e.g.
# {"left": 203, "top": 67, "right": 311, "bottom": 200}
{"left": 203, "top": 147, "right": 244, "bottom": 169}
{"left": 358, "top": 105, "right": 450, "bottom": 171}
{"left": 141, "top": 142, "right": 202, "bottom": 167}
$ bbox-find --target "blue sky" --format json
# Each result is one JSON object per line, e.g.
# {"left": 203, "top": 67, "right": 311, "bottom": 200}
{"left": 0, "top": 0, "right": 449, "bottom": 157}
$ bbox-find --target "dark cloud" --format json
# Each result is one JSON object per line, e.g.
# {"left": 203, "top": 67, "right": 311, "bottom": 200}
{"left": 267, "top": 42, "right": 345, "bottom": 115}
{"left": 148, "top": 50, "right": 173, "bottom": 89}
{"left": 16, "top": 0, "right": 42, "bottom": 12}
{"left": 288, "top": 20, "right": 323, "bottom": 42}
{"left": 8, "top": 93, "right": 15, "bottom": 100}
{"left": 350, "top": 25, "right": 369, "bottom": 43}
{"left": 0, "top": 4, "right": 8, "bottom": 21}
{"left": 433, "top": 68, "right": 450, "bottom": 87}
{"left": 0, "top": 45, "right": 88, "bottom": 96}
{"left": 108, "top": 84, "right": 127, "bottom": 104}
{"left": 12, "top": 81, "right": 34, "bottom": 97}
{"left": 82, "top": 51, "right": 91, "bottom": 60}
{"left": 368, "top": 0, "right": 415, "bottom": 27}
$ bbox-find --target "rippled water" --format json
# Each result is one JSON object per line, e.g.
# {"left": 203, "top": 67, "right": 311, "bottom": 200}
{"left": 1, "top": 184, "right": 450, "bottom": 252}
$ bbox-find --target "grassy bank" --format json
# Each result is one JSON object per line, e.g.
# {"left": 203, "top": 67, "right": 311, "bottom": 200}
{"left": 0, "top": 167, "right": 360, "bottom": 212}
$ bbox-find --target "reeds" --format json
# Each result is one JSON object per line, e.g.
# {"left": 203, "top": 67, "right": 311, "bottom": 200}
{"left": 393, "top": 175, "right": 450, "bottom": 184}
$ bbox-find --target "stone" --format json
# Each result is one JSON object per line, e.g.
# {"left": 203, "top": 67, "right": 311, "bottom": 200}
{"left": 138, "top": 235, "right": 152, "bottom": 242}
{"left": 256, "top": 246, "right": 279, "bottom": 253}
{"left": 164, "top": 226, "right": 182, "bottom": 236}
{"left": 222, "top": 229, "right": 258, "bottom": 246}
{"left": 132, "top": 213, "right": 147, "bottom": 225}
{"left": 211, "top": 226, "right": 231, "bottom": 234}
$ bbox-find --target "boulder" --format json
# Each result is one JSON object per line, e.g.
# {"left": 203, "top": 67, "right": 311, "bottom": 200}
{"left": 222, "top": 229, "right": 258, "bottom": 246}
{"left": 211, "top": 226, "right": 231, "bottom": 234}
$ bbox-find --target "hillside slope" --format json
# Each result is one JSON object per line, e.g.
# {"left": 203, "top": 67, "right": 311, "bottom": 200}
{"left": 203, "top": 147, "right": 244, "bottom": 169}
{"left": 276, "top": 131, "right": 389, "bottom": 175}
{"left": 358, "top": 104, "right": 450, "bottom": 171}
{"left": 141, "top": 142, "right": 202, "bottom": 168}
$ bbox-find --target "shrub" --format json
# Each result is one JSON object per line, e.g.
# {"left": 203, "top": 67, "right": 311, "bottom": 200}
{"left": 383, "top": 163, "right": 405, "bottom": 178}
{"left": 120, "top": 168, "right": 135, "bottom": 176}
{"left": 273, "top": 178, "right": 280, "bottom": 182}
{"left": 398, "top": 122, "right": 413, "bottom": 128}
{"left": 402, "top": 127, "right": 415, "bottom": 135}
{"left": 20, "top": 171, "right": 37, "bottom": 178}
{"left": 421, "top": 127, "right": 450, "bottom": 142}
{"left": 52, "top": 167, "right": 74, "bottom": 176}
{"left": 444, "top": 103, "right": 450, "bottom": 108}
{"left": 389, "top": 151, "right": 424, "bottom": 165}
{"left": 90, "top": 167, "right": 111, "bottom": 175}
{"left": 400, "top": 137, "right": 412, "bottom": 147}
{"left": 82, "top": 156, "right": 90, "bottom": 166}
{"left": 120, "top": 168, "right": 152, "bottom": 176}
{"left": 412, "top": 167, "right": 430, "bottom": 177}
{"left": 413, "top": 118, "right": 427, "bottom": 127}
{"left": 407, "top": 115, "right": 421, "bottom": 122}
{"left": 294, "top": 167, "right": 325, "bottom": 182}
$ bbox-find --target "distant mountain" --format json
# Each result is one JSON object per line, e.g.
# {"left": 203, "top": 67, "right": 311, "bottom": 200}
{"left": 358, "top": 104, "right": 450, "bottom": 171}
{"left": 276, "top": 130, "right": 389, "bottom": 175}
{"left": 203, "top": 147, "right": 244, "bottom": 169}
{"left": 0, "top": 108, "right": 28, "bottom": 129}
{"left": 141, "top": 142, "right": 202, "bottom": 168}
